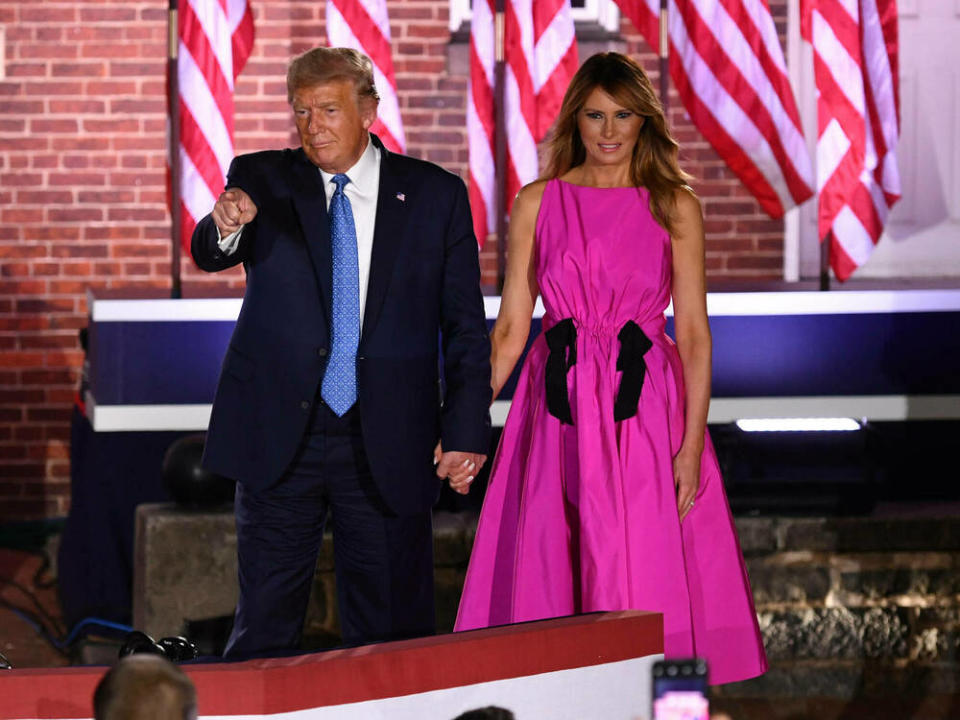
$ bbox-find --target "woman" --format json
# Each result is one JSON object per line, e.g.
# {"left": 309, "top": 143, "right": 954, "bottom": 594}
{"left": 453, "top": 52, "right": 767, "bottom": 685}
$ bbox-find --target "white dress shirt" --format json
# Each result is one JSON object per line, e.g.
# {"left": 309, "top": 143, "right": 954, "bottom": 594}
{"left": 218, "top": 136, "right": 382, "bottom": 327}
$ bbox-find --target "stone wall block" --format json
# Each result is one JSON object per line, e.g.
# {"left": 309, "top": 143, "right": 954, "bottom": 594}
{"left": 746, "top": 558, "right": 830, "bottom": 603}
{"left": 782, "top": 518, "right": 960, "bottom": 553}
{"left": 133, "top": 504, "right": 238, "bottom": 639}
{"left": 434, "top": 567, "right": 467, "bottom": 633}
{"left": 760, "top": 607, "right": 909, "bottom": 661}
{"left": 733, "top": 517, "right": 777, "bottom": 555}
{"left": 432, "top": 510, "right": 470, "bottom": 566}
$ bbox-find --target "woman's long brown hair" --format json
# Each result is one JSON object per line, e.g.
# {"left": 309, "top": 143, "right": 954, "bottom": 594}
{"left": 543, "top": 52, "right": 693, "bottom": 235}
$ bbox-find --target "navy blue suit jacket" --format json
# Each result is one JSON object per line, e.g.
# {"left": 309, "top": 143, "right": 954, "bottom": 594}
{"left": 191, "top": 137, "right": 492, "bottom": 515}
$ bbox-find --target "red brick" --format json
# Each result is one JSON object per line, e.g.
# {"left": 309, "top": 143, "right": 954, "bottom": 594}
{"left": 0, "top": 389, "right": 45, "bottom": 403}
{"left": 0, "top": 136, "right": 49, "bottom": 151}
{"left": 16, "top": 298, "right": 76, "bottom": 314}
{"left": 18, "top": 6, "right": 76, "bottom": 22}
{"left": 51, "top": 137, "right": 111, "bottom": 151}
{"left": 1, "top": 208, "right": 45, "bottom": 223}
{"left": 85, "top": 80, "right": 138, "bottom": 95}
{"left": 110, "top": 243, "right": 168, "bottom": 258}
{"left": 22, "top": 370, "right": 76, "bottom": 386}
{"left": 0, "top": 263, "right": 30, "bottom": 278}
{"left": 7, "top": 63, "right": 48, "bottom": 77}
{"left": 0, "top": 245, "right": 47, "bottom": 260}
{"left": 82, "top": 118, "right": 140, "bottom": 133}
{"left": 79, "top": 6, "right": 136, "bottom": 22}
{"left": 48, "top": 208, "right": 104, "bottom": 222}
{"left": 18, "top": 330, "right": 79, "bottom": 348}
{"left": 109, "top": 98, "right": 165, "bottom": 114}
{"left": 16, "top": 190, "right": 73, "bottom": 205}
{"left": 1, "top": 173, "right": 44, "bottom": 187}
{"left": 110, "top": 61, "right": 163, "bottom": 77}
{"left": 78, "top": 190, "right": 136, "bottom": 204}
{"left": 50, "top": 243, "right": 108, "bottom": 258}
{"left": 0, "top": 352, "right": 46, "bottom": 368}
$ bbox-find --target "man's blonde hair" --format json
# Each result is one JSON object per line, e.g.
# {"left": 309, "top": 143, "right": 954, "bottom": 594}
{"left": 286, "top": 46, "right": 379, "bottom": 104}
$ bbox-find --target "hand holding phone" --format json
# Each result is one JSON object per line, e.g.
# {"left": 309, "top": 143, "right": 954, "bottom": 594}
{"left": 651, "top": 658, "right": 709, "bottom": 720}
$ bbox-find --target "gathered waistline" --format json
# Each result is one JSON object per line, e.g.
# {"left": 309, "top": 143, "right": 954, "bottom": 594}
{"left": 543, "top": 317, "right": 654, "bottom": 425}
{"left": 541, "top": 314, "right": 666, "bottom": 340}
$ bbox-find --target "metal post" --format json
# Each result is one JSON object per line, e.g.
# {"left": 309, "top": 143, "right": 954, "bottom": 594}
{"left": 494, "top": 1, "right": 507, "bottom": 293}
{"left": 659, "top": 0, "right": 669, "bottom": 114}
{"left": 820, "top": 232, "right": 832, "bottom": 291}
{"left": 168, "top": 0, "right": 182, "bottom": 299}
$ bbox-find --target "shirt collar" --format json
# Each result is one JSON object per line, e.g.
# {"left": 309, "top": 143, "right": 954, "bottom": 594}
{"left": 319, "top": 135, "right": 380, "bottom": 197}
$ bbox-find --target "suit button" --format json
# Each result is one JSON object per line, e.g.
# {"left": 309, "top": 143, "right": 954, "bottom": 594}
{"left": 357, "top": 355, "right": 366, "bottom": 361}
{"left": 301, "top": 400, "right": 310, "bottom": 410}
{"left": 318, "top": 348, "right": 328, "bottom": 357}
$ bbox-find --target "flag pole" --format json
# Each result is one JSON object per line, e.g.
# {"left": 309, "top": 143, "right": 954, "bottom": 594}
{"left": 494, "top": 1, "right": 507, "bottom": 293}
{"left": 659, "top": 0, "right": 668, "bottom": 114}
{"left": 820, "top": 232, "right": 832, "bottom": 291}
{"left": 168, "top": 0, "right": 182, "bottom": 299}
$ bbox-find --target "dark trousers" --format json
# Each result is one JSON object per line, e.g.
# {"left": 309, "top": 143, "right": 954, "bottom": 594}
{"left": 223, "top": 401, "right": 435, "bottom": 660}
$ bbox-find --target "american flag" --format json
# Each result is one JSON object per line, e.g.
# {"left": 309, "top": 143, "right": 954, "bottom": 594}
{"left": 615, "top": 0, "right": 815, "bottom": 219}
{"left": 468, "top": 0, "right": 496, "bottom": 248}
{"left": 469, "top": 0, "right": 578, "bottom": 249}
{"left": 326, "top": 0, "right": 406, "bottom": 153}
{"left": 176, "top": 0, "right": 254, "bottom": 249}
{"left": 802, "top": 0, "right": 900, "bottom": 280}
{"left": 504, "top": 0, "right": 578, "bottom": 213}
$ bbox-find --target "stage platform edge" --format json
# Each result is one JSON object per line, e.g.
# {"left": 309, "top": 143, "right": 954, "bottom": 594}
{"left": 0, "top": 610, "right": 664, "bottom": 720}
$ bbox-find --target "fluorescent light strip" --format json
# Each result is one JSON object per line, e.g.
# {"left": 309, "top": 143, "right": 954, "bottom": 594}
{"left": 735, "top": 417, "right": 862, "bottom": 432}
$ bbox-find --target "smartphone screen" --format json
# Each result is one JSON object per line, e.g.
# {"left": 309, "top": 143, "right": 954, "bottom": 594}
{"left": 652, "top": 658, "right": 709, "bottom": 720}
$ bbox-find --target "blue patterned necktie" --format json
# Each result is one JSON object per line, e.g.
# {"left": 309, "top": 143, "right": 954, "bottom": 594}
{"left": 320, "top": 173, "right": 360, "bottom": 416}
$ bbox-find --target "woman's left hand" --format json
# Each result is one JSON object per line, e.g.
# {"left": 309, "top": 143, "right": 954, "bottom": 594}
{"left": 673, "top": 446, "right": 701, "bottom": 522}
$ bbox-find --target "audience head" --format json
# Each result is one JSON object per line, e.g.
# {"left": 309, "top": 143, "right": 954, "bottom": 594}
{"left": 93, "top": 655, "right": 197, "bottom": 720}
{"left": 452, "top": 707, "right": 516, "bottom": 720}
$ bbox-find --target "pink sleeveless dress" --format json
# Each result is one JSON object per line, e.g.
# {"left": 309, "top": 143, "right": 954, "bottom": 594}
{"left": 454, "top": 179, "right": 767, "bottom": 685}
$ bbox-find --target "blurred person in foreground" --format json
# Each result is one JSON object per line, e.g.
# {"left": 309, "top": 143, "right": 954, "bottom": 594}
{"left": 93, "top": 655, "right": 196, "bottom": 720}
{"left": 454, "top": 52, "right": 766, "bottom": 685}
{"left": 192, "top": 47, "right": 491, "bottom": 658}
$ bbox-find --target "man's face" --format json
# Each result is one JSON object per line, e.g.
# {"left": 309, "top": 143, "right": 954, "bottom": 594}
{"left": 292, "top": 79, "right": 376, "bottom": 173}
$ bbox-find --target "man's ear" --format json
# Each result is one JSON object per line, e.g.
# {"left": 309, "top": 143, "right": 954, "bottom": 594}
{"left": 360, "top": 97, "right": 379, "bottom": 131}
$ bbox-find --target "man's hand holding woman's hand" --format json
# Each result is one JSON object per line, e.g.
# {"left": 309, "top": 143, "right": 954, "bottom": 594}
{"left": 434, "top": 442, "right": 487, "bottom": 495}
{"left": 212, "top": 188, "right": 258, "bottom": 237}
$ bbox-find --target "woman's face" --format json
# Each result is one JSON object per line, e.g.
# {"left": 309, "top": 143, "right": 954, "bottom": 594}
{"left": 576, "top": 87, "right": 645, "bottom": 169}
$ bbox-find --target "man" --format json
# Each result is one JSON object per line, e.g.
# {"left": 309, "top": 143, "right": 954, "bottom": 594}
{"left": 192, "top": 47, "right": 491, "bottom": 658}
{"left": 93, "top": 655, "right": 197, "bottom": 720}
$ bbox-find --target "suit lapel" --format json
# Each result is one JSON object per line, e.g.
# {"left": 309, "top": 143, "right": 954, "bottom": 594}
{"left": 361, "top": 139, "right": 408, "bottom": 345}
{"left": 289, "top": 149, "right": 332, "bottom": 325}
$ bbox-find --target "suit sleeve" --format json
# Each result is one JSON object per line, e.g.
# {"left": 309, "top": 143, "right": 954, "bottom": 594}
{"left": 190, "top": 156, "right": 258, "bottom": 272}
{"left": 439, "top": 177, "right": 493, "bottom": 454}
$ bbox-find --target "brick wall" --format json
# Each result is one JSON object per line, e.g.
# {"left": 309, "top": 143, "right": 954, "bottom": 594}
{"left": 0, "top": 1, "right": 786, "bottom": 520}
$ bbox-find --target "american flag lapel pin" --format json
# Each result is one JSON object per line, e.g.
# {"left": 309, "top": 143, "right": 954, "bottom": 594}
{"left": 396, "top": 192, "right": 405, "bottom": 202}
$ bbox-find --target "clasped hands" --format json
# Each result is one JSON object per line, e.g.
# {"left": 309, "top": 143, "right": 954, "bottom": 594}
{"left": 434, "top": 442, "right": 486, "bottom": 495}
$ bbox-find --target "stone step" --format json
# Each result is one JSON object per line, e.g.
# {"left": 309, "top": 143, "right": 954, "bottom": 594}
{"left": 745, "top": 551, "right": 960, "bottom": 604}
{"left": 735, "top": 515, "right": 960, "bottom": 555}
{"left": 759, "top": 605, "right": 959, "bottom": 663}
{"left": 713, "top": 658, "right": 960, "bottom": 700}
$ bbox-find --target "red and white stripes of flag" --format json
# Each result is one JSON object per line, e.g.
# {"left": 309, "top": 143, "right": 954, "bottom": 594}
{"left": 615, "top": 0, "right": 815, "bottom": 220}
{"left": 326, "top": 0, "right": 407, "bottom": 154}
{"left": 801, "top": 0, "right": 900, "bottom": 281}
{"left": 468, "top": 0, "right": 578, "bottom": 250}
{"left": 175, "top": 0, "right": 254, "bottom": 250}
